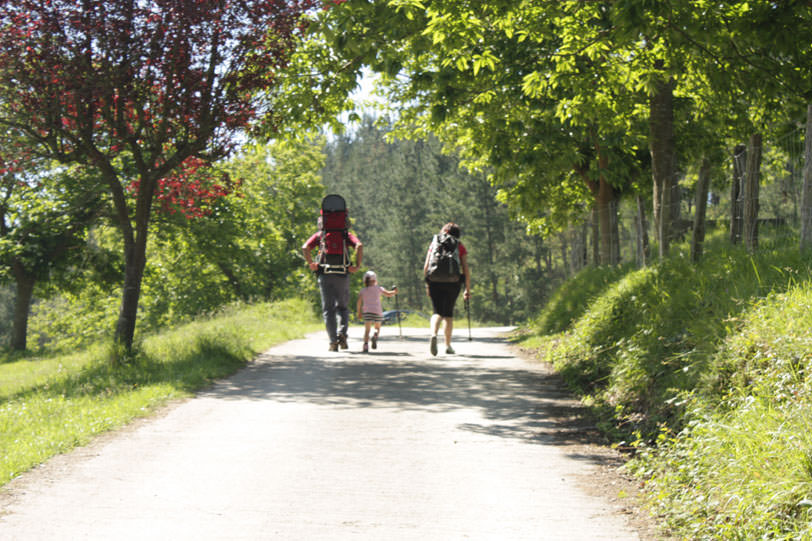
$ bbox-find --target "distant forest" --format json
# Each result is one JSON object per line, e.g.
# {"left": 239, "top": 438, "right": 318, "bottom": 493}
{"left": 321, "top": 117, "right": 550, "bottom": 325}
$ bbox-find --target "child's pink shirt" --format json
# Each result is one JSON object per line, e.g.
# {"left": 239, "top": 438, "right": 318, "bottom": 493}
{"left": 359, "top": 285, "right": 384, "bottom": 315}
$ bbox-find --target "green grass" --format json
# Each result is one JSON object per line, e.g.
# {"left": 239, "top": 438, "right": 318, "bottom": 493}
{"left": 0, "top": 298, "right": 321, "bottom": 487}
{"left": 522, "top": 233, "right": 812, "bottom": 439}
{"left": 631, "top": 284, "right": 812, "bottom": 539}
{"left": 518, "top": 231, "right": 812, "bottom": 538}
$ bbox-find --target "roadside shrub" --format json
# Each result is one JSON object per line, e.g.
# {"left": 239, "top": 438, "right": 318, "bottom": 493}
{"left": 532, "top": 263, "right": 631, "bottom": 335}
{"left": 529, "top": 237, "right": 812, "bottom": 442}
{"left": 631, "top": 284, "right": 812, "bottom": 539}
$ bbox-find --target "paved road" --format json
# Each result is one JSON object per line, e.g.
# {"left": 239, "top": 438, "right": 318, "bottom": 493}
{"left": 0, "top": 327, "right": 644, "bottom": 540}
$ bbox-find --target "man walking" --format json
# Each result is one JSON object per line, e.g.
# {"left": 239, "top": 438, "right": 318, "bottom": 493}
{"left": 303, "top": 196, "right": 363, "bottom": 351}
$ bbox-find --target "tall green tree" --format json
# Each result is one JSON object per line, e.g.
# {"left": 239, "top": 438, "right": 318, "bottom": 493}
{"left": 283, "top": 0, "right": 812, "bottom": 269}
{"left": 145, "top": 138, "right": 325, "bottom": 319}
{"left": 0, "top": 160, "right": 105, "bottom": 350}
{"left": 0, "top": 0, "right": 319, "bottom": 352}
{"left": 296, "top": 1, "right": 652, "bottom": 264}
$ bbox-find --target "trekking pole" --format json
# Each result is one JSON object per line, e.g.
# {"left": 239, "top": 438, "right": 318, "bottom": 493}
{"left": 465, "top": 296, "right": 472, "bottom": 341}
{"left": 393, "top": 284, "right": 402, "bottom": 339}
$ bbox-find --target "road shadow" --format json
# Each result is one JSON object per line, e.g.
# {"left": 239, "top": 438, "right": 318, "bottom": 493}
{"left": 392, "top": 334, "right": 509, "bottom": 345}
{"left": 204, "top": 347, "right": 611, "bottom": 456}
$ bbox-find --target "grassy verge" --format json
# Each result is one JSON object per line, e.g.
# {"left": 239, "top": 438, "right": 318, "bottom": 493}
{"left": 629, "top": 283, "right": 812, "bottom": 539}
{"left": 0, "top": 298, "right": 321, "bottom": 487}
{"left": 518, "top": 231, "right": 812, "bottom": 538}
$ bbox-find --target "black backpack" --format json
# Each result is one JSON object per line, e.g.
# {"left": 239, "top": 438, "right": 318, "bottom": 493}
{"left": 426, "top": 233, "right": 461, "bottom": 282}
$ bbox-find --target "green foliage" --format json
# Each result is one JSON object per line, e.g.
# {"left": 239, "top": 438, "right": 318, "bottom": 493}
{"left": 321, "top": 117, "right": 552, "bottom": 324}
{"left": 24, "top": 139, "right": 325, "bottom": 352}
{"left": 28, "top": 281, "right": 121, "bottom": 352}
{"left": 522, "top": 230, "right": 812, "bottom": 538}
{"left": 146, "top": 138, "right": 325, "bottom": 315}
{"left": 294, "top": 0, "right": 812, "bottom": 266}
{"left": 0, "top": 298, "right": 321, "bottom": 486}
{"left": 529, "top": 232, "right": 812, "bottom": 439}
{"left": 0, "top": 285, "right": 12, "bottom": 344}
{"left": 0, "top": 161, "right": 108, "bottom": 349}
{"left": 709, "top": 286, "right": 812, "bottom": 404}
{"left": 533, "top": 263, "right": 632, "bottom": 335}
{"left": 632, "top": 285, "right": 812, "bottom": 539}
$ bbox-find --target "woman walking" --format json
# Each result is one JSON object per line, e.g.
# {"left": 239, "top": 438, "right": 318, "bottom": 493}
{"left": 423, "top": 223, "right": 471, "bottom": 355}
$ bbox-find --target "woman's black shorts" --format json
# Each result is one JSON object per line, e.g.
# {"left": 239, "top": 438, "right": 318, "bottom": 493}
{"left": 428, "top": 281, "right": 462, "bottom": 318}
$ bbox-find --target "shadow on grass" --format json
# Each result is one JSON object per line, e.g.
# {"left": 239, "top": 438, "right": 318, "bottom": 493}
{"left": 3, "top": 335, "right": 251, "bottom": 404}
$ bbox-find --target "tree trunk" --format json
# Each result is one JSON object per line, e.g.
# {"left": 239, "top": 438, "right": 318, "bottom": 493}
{"left": 10, "top": 260, "right": 35, "bottom": 351}
{"left": 670, "top": 181, "right": 682, "bottom": 239}
{"left": 730, "top": 144, "right": 746, "bottom": 244}
{"left": 545, "top": 240, "right": 552, "bottom": 273}
{"left": 610, "top": 196, "right": 620, "bottom": 265}
{"left": 595, "top": 176, "right": 615, "bottom": 265}
{"left": 482, "top": 182, "right": 499, "bottom": 305}
{"left": 115, "top": 231, "right": 148, "bottom": 352}
{"left": 636, "top": 194, "right": 650, "bottom": 267}
{"left": 533, "top": 236, "right": 543, "bottom": 274}
{"left": 113, "top": 173, "right": 157, "bottom": 354}
{"left": 583, "top": 149, "right": 618, "bottom": 266}
{"left": 800, "top": 103, "right": 812, "bottom": 251}
{"left": 559, "top": 232, "right": 569, "bottom": 277}
{"left": 580, "top": 219, "right": 589, "bottom": 269}
{"left": 650, "top": 76, "right": 676, "bottom": 258}
{"left": 567, "top": 225, "right": 584, "bottom": 274}
{"left": 691, "top": 157, "right": 712, "bottom": 262}
{"left": 590, "top": 207, "right": 600, "bottom": 265}
{"left": 652, "top": 166, "right": 661, "bottom": 239}
{"left": 742, "top": 133, "right": 762, "bottom": 252}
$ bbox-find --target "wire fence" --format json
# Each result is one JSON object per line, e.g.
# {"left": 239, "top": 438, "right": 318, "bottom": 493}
{"left": 712, "top": 125, "right": 806, "bottom": 246}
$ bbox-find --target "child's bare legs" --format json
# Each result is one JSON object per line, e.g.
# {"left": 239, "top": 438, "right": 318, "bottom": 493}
{"left": 371, "top": 322, "right": 381, "bottom": 349}
{"left": 363, "top": 321, "right": 373, "bottom": 344}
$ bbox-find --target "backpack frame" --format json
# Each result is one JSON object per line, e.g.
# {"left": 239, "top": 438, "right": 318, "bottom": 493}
{"left": 318, "top": 194, "right": 350, "bottom": 274}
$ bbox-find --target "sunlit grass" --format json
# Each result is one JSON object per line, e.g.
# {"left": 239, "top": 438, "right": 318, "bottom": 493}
{"left": 0, "top": 298, "right": 321, "bottom": 486}
{"left": 518, "top": 230, "right": 812, "bottom": 538}
{"left": 633, "top": 285, "right": 812, "bottom": 539}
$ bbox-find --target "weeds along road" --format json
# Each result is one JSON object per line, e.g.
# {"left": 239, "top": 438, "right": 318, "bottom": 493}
{"left": 0, "top": 327, "right": 650, "bottom": 540}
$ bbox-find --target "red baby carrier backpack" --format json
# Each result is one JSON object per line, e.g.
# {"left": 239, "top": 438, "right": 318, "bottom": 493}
{"left": 318, "top": 194, "right": 350, "bottom": 274}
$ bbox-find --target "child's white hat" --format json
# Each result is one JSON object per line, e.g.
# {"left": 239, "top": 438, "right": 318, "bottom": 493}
{"left": 364, "top": 270, "right": 377, "bottom": 281}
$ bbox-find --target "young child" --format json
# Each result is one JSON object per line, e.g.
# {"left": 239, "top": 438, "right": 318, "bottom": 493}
{"left": 356, "top": 270, "right": 397, "bottom": 352}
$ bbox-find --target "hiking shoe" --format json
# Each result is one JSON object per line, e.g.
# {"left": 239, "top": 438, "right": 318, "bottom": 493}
{"left": 371, "top": 333, "right": 378, "bottom": 349}
{"left": 328, "top": 342, "right": 339, "bottom": 352}
{"left": 338, "top": 333, "right": 348, "bottom": 349}
{"left": 363, "top": 342, "right": 369, "bottom": 353}
{"left": 430, "top": 335, "right": 438, "bottom": 356}
{"left": 446, "top": 345, "right": 455, "bottom": 355}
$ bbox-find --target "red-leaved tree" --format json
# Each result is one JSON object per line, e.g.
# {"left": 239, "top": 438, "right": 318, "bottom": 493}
{"left": 0, "top": 0, "right": 319, "bottom": 352}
